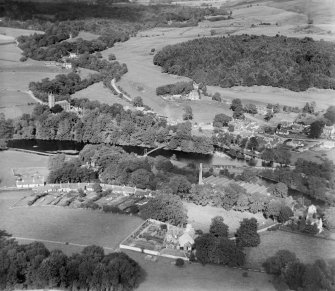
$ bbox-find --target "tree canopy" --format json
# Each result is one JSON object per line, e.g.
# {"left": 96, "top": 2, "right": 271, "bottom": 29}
{"left": 139, "top": 194, "right": 188, "bottom": 226}
{"left": 0, "top": 230, "right": 144, "bottom": 290}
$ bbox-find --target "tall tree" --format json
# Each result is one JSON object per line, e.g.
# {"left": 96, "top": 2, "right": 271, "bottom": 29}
{"left": 235, "top": 218, "right": 260, "bottom": 248}
{"left": 209, "top": 216, "right": 229, "bottom": 238}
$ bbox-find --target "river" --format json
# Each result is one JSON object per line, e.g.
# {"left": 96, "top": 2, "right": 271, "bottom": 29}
{"left": 7, "top": 139, "right": 253, "bottom": 167}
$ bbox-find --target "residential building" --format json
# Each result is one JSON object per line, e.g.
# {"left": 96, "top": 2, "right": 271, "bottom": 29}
{"left": 322, "top": 125, "right": 335, "bottom": 140}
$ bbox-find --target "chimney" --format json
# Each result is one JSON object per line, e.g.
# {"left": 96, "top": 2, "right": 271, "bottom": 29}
{"left": 198, "top": 163, "right": 203, "bottom": 185}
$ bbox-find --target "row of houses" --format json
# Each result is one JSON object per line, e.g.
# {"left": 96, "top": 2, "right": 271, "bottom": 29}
{"left": 17, "top": 181, "right": 153, "bottom": 197}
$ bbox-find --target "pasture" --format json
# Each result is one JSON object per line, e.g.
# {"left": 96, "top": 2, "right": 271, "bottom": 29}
{"left": 0, "top": 150, "right": 49, "bottom": 187}
{"left": 245, "top": 230, "right": 335, "bottom": 268}
{"left": 185, "top": 202, "right": 267, "bottom": 234}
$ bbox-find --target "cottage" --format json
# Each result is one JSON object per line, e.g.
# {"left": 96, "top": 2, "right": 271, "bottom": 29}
{"left": 178, "top": 233, "right": 194, "bottom": 251}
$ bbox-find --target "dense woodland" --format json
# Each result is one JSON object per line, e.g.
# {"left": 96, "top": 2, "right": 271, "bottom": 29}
{"left": 0, "top": 230, "right": 144, "bottom": 290}
{"left": 154, "top": 35, "right": 335, "bottom": 91}
{"left": 0, "top": 101, "right": 213, "bottom": 154}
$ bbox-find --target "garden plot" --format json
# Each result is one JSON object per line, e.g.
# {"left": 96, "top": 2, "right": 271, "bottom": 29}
{"left": 120, "top": 219, "right": 191, "bottom": 259}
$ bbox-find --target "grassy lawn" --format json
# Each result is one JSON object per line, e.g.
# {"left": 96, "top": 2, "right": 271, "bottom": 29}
{"left": 245, "top": 230, "right": 335, "bottom": 269}
{"left": 185, "top": 202, "right": 267, "bottom": 234}
{"left": 0, "top": 150, "right": 49, "bottom": 187}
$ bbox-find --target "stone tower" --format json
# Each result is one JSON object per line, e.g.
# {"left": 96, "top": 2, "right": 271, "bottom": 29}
{"left": 48, "top": 92, "right": 55, "bottom": 108}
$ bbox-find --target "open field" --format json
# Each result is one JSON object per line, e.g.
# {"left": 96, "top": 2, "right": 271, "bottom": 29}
{"left": 71, "top": 82, "right": 131, "bottom": 107}
{"left": 245, "top": 230, "right": 335, "bottom": 269}
{"left": 185, "top": 202, "right": 267, "bottom": 234}
{"left": 0, "top": 150, "right": 49, "bottom": 187}
{"left": 0, "top": 190, "right": 144, "bottom": 253}
{"left": 0, "top": 190, "right": 275, "bottom": 291}
{"left": 125, "top": 250, "right": 275, "bottom": 291}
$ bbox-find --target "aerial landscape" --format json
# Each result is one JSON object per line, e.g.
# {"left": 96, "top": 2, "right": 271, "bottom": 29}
{"left": 0, "top": 0, "right": 335, "bottom": 290}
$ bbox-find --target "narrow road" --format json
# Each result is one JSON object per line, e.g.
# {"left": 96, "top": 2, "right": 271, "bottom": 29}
{"left": 111, "top": 78, "right": 132, "bottom": 102}
{"left": 26, "top": 90, "right": 46, "bottom": 105}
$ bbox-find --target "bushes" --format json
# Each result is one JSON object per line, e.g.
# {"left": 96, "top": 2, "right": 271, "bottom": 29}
{"left": 175, "top": 258, "right": 185, "bottom": 267}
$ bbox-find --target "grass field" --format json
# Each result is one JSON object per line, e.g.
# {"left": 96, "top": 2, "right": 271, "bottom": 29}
{"left": 0, "top": 150, "right": 49, "bottom": 187}
{"left": 125, "top": 250, "right": 275, "bottom": 291}
{"left": 185, "top": 202, "right": 267, "bottom": 234}
{"left": 71, "top": 82, "right": 131, "bottom": 107}
{"left": 0, "top": 190, "right": 144, "bottom": 252}
{"left": 245, "top": 230, "right": 335, "bottom": 269}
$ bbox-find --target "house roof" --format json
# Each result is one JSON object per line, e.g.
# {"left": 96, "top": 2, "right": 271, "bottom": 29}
{"left": 178, "top": 233, "right": 194, "bottom": 246}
